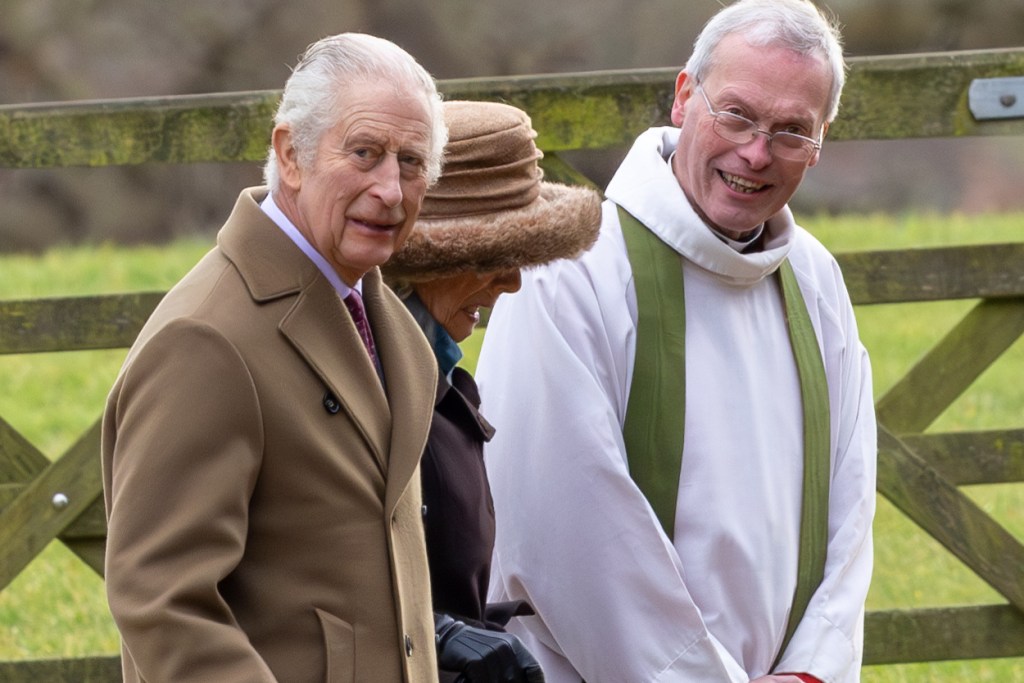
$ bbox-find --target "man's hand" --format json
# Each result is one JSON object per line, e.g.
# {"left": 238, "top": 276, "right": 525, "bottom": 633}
{"left": 435, "top": 613, "right": 544, "bottom": 683}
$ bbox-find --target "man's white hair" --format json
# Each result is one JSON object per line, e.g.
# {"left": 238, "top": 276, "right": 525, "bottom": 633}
{"left": 263, "top": 33, "right": 447, "bottom": 193}
{"left": 685, "top": 0, "right": 846, "bottom": 122}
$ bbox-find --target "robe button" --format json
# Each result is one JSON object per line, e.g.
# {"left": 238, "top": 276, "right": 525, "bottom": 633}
{"left": 405, "top": 634, "right": 414, "bottom": 656}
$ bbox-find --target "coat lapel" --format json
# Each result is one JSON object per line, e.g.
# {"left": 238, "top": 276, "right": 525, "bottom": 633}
{"left": 219, "top": 188, "right": 392, "bottom": 471}
{"left": 280, "top": 281, "right": 392, "bottom": 472}
{"left": 363, "top": 272, "right": 438, "bottom": 515}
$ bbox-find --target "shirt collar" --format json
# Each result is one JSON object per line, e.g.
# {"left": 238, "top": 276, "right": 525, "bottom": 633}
{"left": 261, "top": 192, "right": 360, "bottom": 298}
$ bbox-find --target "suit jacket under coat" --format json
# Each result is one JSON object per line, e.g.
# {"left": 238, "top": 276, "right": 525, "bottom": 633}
{"left": 101, "top": 187, "right": 440, "bottom": 683}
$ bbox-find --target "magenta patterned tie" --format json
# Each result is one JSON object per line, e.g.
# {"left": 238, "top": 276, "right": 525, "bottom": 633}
{"left": 344, "top": 290, "right": 379, "bottom": 369}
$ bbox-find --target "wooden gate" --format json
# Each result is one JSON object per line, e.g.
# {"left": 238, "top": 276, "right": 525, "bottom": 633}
{"left": 1, "top": 48, "right": 1023, "bottom": 678}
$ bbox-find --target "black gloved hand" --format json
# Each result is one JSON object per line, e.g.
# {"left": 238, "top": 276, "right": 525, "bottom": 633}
{"left": 435, "top": 613, "right": 545, "bottom": 683}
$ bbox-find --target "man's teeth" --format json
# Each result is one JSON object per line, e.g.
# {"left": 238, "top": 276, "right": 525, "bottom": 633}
{"left": 721, "top": 172, "right": 765, "bottom": 193}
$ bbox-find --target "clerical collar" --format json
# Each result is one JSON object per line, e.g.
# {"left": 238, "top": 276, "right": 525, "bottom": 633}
{"left": 665, "top": 151, "right": 764, "bottom": 253}
{"left": 711, "top": 224, "right": 765, "bottom": 253}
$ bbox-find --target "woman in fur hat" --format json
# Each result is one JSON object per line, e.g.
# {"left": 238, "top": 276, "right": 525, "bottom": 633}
{"left": 383, "top": 100, "right": 601, "bottom": 683}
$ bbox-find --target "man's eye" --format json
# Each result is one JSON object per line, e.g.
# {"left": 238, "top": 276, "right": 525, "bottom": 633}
{"left": 399, "top": 155, "right": 424, "bottom": 167}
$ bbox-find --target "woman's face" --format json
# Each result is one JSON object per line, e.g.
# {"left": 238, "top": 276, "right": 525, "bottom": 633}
{"left": 413, "top": 269, "right": 522, "bottom": 342}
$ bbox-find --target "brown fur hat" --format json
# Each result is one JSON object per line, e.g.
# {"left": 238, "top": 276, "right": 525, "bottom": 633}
{"left": 383, "top": 100, "right": 602, "bottom": 282}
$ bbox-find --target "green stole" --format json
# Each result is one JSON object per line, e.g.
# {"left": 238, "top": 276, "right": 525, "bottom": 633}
{"left": 617, "top": 205, "right": 830, "bottom": 667}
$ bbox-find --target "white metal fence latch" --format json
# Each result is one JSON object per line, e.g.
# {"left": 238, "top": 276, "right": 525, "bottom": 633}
{"left": 968, "top": 76, "right": 1024, "bottom": 120}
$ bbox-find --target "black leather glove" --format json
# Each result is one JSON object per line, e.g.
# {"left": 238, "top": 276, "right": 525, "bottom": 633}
{"left": 435, "top": 613, "right": 545, "bottom": 683}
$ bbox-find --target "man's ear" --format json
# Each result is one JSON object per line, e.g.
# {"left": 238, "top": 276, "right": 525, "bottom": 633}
{"left": 670, "top": 71, "right": 694, "bottom": 127}
{"left": 272, "top": 124, "right": 302, "bottom": 190}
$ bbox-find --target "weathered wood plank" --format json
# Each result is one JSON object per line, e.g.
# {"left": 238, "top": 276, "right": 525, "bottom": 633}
{"left": 0, "top": 292, "right": 164, "bottom": 354}
{"left": 876, "top": 299, "right": 1024, "bottom": 433}
{"left": 0, "top": 421, "right": 104, "bottom": 591}
{"left": 3, "top": 245, "right": 1022, "bottom": 356}
{"left": 62, "top": 537, "right": 106, "bottom": 577}
{"left": 864, "top": 604, "right": 1024, "bottom": 664}
{"left": 0, "top": 655, "right": 121, "bottom": 682}
{"left": 2, "top": 49, "right": 1023, "bottom": 168}
{"left": 444, "top": 69, "right": 673, "bottom": 152}
{"left": 0, "top": 414, "right": 49, "bottom": 482}
{"left": 840, "top": 48, "right": 1024, "bottom": 141}
{"left": 0, "top": 90, "right": 279, "bottom": 168}
{"left": 835, "top": 243, "right": 1024, "bottom": 305}
{"left": 876, "top": 425, "right": 1024, "bottom": 611}
{"left": 901, "top": 430, "right": 1024, "bottom": 485}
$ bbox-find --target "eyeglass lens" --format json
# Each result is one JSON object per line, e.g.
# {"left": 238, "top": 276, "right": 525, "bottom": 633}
{"left": 698, "top": 86, "right": 818, "bottom": 161}
{"left": 713, "top": 114, "right": 815, "bottom": 160}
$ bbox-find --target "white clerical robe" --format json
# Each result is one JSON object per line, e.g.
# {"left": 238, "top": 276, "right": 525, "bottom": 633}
{"left": 476, "top": 127, "right": 876, "bottom": 683}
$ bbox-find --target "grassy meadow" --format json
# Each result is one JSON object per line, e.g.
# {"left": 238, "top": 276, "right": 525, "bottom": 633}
{"left": 1, "top": 212, "right": 1022, "bottom": 680}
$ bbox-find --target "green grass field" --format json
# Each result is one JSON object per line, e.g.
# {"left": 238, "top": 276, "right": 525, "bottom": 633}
{"left": 1, "top": 212, "right": 1022, "bottom": 680}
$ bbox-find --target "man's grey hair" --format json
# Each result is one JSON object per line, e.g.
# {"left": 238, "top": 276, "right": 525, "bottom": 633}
{"left": 263, "top": 33, "right": 447, "bottom": 193}
{"left": 684, "top": 0, "right": 846, "bottom": 123}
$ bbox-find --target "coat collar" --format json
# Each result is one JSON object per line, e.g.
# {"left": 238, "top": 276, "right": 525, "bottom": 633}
{"left": 218, "top": 187, "right": 316, "bottom": 302}
{"left": 435, "top": 367, "right": 496, "bottom": 443}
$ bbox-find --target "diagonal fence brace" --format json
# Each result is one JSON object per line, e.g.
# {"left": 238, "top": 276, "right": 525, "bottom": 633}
{"left": 0, "top": 420, "right": 103, "bottom": 591}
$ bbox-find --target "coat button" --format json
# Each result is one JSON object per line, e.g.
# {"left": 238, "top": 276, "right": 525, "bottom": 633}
{"left": 322, "top": 391, "right": 340, "bottom": 414}
{"left": 421, "top": 505, "right": 428, "bottom": 517}
{"left": 405, "top": 634, "right": 414, "bottom": 656}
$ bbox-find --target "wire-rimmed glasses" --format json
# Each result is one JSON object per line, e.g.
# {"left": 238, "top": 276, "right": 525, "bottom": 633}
{"left": 696, "top": 85, "right": 822, "bottom": 163}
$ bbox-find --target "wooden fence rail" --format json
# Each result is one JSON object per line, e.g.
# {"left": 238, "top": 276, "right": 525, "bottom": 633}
{"left": 1, "top": 47, "right": 1023, "bottom": 679}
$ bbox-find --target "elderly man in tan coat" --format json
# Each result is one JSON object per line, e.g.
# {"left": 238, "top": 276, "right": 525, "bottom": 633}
{"left": 102, "top": 33, "right": 447, "bottom": 683}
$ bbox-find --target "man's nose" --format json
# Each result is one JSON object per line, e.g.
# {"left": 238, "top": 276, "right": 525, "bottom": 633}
{"left": 737, "top": 131, "right": 774, "bottom": 169}
{"left": 371, "top": 154, "right": 403, "bottom": 207}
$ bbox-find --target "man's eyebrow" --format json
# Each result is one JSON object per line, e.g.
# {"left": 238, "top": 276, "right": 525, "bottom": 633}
{"left": 402, "top": 140, "right": 430, "bottom": 155}
{"left": 723, "top": 91, "right": 817, "bottom": 129}
{"left": 344, "top": 131, "right": 385, "bottom": 147}
{"left": 344, "top": 127, "right": 430, "bottom": 151}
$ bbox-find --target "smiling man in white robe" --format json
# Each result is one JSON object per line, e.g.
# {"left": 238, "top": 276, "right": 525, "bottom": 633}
{"left": 475, "top": 1, "right": 877, "bottom": 682}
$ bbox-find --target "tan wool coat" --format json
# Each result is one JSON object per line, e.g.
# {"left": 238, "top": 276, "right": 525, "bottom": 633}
{"left": 101, "top": 187, "right": 439, "bottom": 683}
